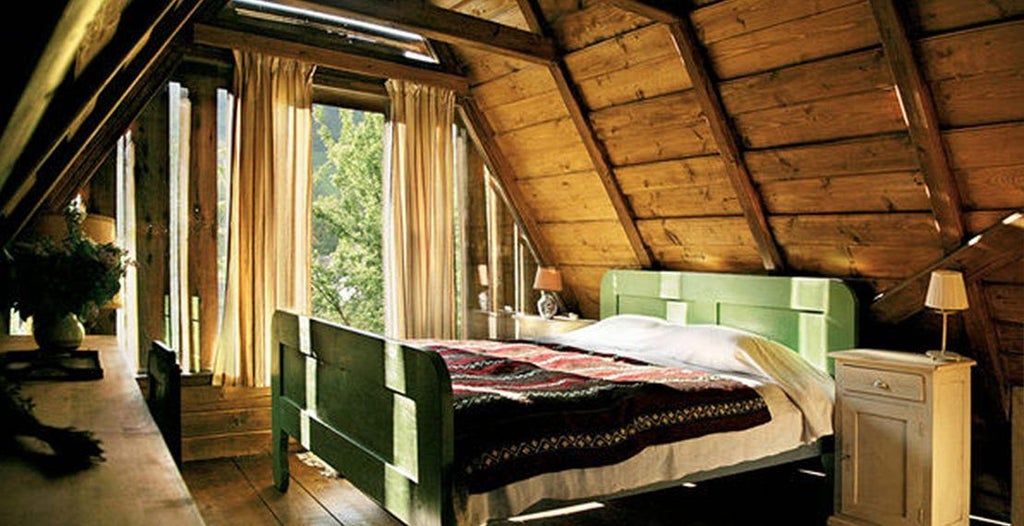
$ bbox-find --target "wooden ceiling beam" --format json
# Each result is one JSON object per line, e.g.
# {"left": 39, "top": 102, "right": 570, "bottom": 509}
{"left": 44, "top": 50, "right": 185, "bottom": 210}
{"left": 517, "top": 0, "right": 654, "bottom": 269}
{"left": 872, "top": 212, "right": 1024, "bottom": 324}
{"left": 193, "top": 23, "right": 469, "bottom": 94}
{"left": 0, "top": 0, "right": 217, "bottom": 247}
{"left": 0, "top": 0, "right": 108, "bottom": 200}
{"left": 608, "top": 0, "right": 785, "bottom": 271}
{"left": 267, "top": 0, "right": 557, "bottom": 64}
{"left": 869, "top": 0, "right": 965, "bottom": 251}
{"left": 457, "top": 97, "right": 556, "bottom": 267}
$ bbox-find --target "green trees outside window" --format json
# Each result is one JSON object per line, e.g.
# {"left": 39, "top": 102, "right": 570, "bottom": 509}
{"left": 310, "top": 106, "right": 385, "bottom": 334}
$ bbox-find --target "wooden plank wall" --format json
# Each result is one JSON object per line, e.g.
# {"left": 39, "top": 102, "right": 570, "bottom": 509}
{"left": 137, "top": 376, "right": 273, "bottom": 461}
{"left": 982, "top": 261, "right": 1024, "bottom": 386}
{"left": 181, "top": 384, "right": 272, "bottom": 461}
{"left": 439, "top": 0, "right": 1024, "bottom": 323}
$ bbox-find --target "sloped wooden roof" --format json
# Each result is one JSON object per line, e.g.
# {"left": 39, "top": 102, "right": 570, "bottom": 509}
{"left": 428, "top": 0, "right": 1023, "bottom": 408}
{"left": 0, "top": 0, "right": 1020, "bottom": 407}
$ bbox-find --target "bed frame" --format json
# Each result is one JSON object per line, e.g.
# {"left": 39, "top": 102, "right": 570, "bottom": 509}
{"left": 270, "top": 270, "right": 857, "bottom": 525}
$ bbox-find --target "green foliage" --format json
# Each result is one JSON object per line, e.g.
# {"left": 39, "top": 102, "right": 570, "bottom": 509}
{"left": 9, "top": 206, "right": 130, "bottom": 322}
{"left": 311, "top": 106, "right": 385, "bottom": 333}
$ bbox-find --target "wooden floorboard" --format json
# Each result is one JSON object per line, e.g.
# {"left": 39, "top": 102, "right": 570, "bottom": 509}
{"left": 234, "top": 454, "right": 340, "bottom": 525}
{"left": 183, "top": 452, "right": 833, "bottom": 525}
{"left": 286, "top": 452, "right": 404, "bottom": 526}
{"left": 182, "top": 456, "right": 282, "bottom": 525}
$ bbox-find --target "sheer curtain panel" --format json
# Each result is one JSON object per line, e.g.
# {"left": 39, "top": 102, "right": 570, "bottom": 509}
{"left": 383, "top": 80, "right": 456, "bottom": 339}
{"left": 213, "top": 51, "right": 314, "bottom": 387}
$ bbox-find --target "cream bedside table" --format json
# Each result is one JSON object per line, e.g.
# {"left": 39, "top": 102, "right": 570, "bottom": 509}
{"left": 516, "top": 314, "right": 595, "bottom": 338}
{"left": 829, "top": 349, "right": 974, "bottom": 526}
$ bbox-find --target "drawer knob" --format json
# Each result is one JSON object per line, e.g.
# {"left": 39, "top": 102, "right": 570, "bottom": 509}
{"left": 872, "top": 379, "right": 890, "bottom": 390}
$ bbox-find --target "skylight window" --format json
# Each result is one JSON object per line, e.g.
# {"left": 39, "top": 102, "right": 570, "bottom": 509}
{"left": 232, "top": 0, "right": 438, "bottom": 63}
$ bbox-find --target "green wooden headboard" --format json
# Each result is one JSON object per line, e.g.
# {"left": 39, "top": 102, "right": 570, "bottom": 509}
{"left": 600, "top": 270, "right": 858, "bottom": 374}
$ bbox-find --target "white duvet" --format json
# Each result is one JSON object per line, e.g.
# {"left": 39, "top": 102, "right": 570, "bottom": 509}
{"left": 458, "top": 315, "right": 836, "bottom": 525}
{"left": 542, "top": 315, "right": 836, "bottom": 442}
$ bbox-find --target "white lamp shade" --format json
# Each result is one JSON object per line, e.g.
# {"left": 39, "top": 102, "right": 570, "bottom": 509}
{"left": 533, "top": 267, "right": 562, "bottom": 292}
{"left": 925, "top": 270, "right": 969, "bottom": 311}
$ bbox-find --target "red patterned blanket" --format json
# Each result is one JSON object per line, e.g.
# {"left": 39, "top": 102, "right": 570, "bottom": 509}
{"left": 415, "top": 339, "right": 771, "bottom": 493}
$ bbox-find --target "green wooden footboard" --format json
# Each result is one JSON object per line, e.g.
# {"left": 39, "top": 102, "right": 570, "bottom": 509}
{"left": 271, "top": 311, "right": 455, "bottom": 526}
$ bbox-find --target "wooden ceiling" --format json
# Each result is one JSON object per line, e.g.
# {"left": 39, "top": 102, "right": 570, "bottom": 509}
{"left": 0, "top": 0, "right": 1020, "bottom": 407}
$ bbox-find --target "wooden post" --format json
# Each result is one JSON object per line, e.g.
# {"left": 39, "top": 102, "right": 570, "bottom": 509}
{"left": 186, "top": 76, "right": 220, "bottom": 372}
{"left": 133, "top": 88, "right": 171, "bottom": 370}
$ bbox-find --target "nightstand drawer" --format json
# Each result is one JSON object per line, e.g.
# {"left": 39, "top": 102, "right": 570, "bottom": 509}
{"left": 838, "top": 364, "right": 924, "bottom": 402}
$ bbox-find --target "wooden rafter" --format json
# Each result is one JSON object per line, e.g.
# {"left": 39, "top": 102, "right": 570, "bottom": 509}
{"left": 45, "top": 50, "right": 186, "bottom": 210}
{"left": 0, "top": 0, "right": 107, "bottom": 199}
{"left": 607, "top": 0, "right": 785, "bottom": 271}
{"left": 0, "top": 0, "right": 217, "bottom": 247}
{"left": 265, "top": 0, "right": 557, "bottom": 64}
{"left": 193, "top": 24, "right": 469, "bottom": 94}
{"left": 868, "top": 0, "right": 965, "bottom": 251}
{"left": 871, "top": 212, "right": 1024, "bottom": 323}
{"left": 516, "top": 0, "right": 654, "bottom": 269}
{"left": 457, "top": 97, "right": 556, "bottom": 267}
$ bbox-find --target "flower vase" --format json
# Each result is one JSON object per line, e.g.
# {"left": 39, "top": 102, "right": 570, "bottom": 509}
{"left": 32, "top": 313, "right": 85, "bottom": 353}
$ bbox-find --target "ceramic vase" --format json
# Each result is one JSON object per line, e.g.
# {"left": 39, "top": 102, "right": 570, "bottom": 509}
{"left": 32, "top": 312, "right": 85, "bottom": 352}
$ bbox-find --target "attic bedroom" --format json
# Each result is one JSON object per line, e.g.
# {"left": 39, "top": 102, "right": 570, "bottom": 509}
{"left": 0, "top": 0, "right": 1020, "bottom": 525}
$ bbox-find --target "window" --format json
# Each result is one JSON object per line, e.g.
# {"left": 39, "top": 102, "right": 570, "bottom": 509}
{"left": 309, "top": 104, "right": 385, "bottom": 333}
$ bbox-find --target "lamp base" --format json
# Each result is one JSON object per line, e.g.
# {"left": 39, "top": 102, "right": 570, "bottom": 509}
{"left": 537, "top": 291, "right": 558, "bottom": 320}
{"left": 925, "top": 350, "right": 963, "bottom": 362}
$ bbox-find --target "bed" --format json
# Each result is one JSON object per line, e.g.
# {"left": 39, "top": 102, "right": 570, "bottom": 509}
{"left": 270, "top": 269, "right": 857, "bottom": 525}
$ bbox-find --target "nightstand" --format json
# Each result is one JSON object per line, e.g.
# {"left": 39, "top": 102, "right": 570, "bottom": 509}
{"left": 516, "top": 314, "right": 595, "bottom": 338}
{"left": 829, "top": 349, "right": 974, "bottom": 526}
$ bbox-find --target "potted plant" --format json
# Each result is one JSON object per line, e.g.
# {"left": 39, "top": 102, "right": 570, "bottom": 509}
{"left": 8, "top": 206, "right": 130, "bottom": 352}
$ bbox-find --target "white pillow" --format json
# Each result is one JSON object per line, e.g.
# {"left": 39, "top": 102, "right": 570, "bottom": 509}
{"left": 547, "top": 315, "right": 763, "bottom": 377}
{"left": 544, "top": 315, "right": 835, "bottom": 441}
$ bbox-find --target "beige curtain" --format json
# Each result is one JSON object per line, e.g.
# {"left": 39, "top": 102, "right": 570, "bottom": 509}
{"left": 213, "top": 51, "right": 314, "bottom": 387}
{"left": 383, "top": 80, "right": 457, "bottom": 339}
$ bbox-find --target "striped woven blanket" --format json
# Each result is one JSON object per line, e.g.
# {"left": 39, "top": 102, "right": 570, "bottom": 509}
{"left": 416, "top": 339, "right": 771, "bottom": 493}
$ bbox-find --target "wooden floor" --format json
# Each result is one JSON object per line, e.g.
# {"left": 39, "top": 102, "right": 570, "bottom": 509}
{"left": 182, "top": 452, "right": 833, "bottom": 525}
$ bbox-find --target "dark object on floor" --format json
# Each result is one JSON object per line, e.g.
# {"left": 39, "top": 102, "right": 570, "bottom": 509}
{"left": 0, "top": 376, "right": 105, "bottom": 474}
{"left": 147, "top": 340, "right": 182, "bottom": 467}
{"left": 0, "top": 349, "right": 103, "bottom": 381}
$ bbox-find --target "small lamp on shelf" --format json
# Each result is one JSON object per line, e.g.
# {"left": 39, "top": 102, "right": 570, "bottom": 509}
{"left": 533, "top": 267, "right": 562, "bottom": 320}
{"left": 924, "top": 269, "right": 969, "bottom": 362}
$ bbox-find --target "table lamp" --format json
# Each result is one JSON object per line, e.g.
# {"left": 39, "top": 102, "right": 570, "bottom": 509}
{"left": 924, "top": 269, "right": 969, "bottom": 362}
{"left": 533, "top": 267, "right": 562, "bottom": 320}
